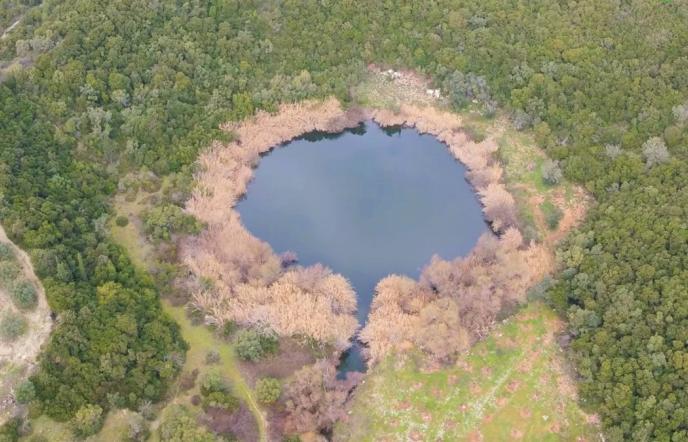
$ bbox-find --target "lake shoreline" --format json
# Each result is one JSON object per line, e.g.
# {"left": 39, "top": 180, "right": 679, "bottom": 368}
{"left": 180, "top": 96, "right": 548, "bottom": 370}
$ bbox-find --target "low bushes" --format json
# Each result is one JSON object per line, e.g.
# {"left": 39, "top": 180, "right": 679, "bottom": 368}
{"left": 70, "top": 404, "right": 104, "bottom": 438}
{"left": 115, "top": 215, "right": 129, "bottom": 227}
{"left": 14, "top": 380, "right": 36, "bottom": 404}
{"left": 255, "top": 377, "right": 281, "bottom": 404}
{"left": 199, "top": 372, "right": 239, "bottom": 412}
{"left": 142, "top": 203, "right": 202, "bottom": 241}
{"left": 540, "top": 200, "right": 563, "bottom": 230}
{"left": 235, "top": 328, "right": 279, "bottom": 362}
{"left": 0, "top": 311, "right": 27, "bottom": 341}
{"left": 0, "top": 243, "right": 14, "bottom": 260}
{"left": 10, "top": 281, "right": 37, "bottom": 311}
{"left": 0, "top": 261, "right": 20, "bottom": 285}
{"left": 158, "top": 405, "right": 216, "bottom": 442}
{"left": 0, "top": 241, "right": 38, "bottom": 311}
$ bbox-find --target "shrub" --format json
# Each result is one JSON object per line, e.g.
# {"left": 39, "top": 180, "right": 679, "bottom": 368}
{"left": 0, "top": 312, "right": 27, "bottom": 341}
{"left": 255, "top": 377, "right": 281, "bottom": 404}
{"left": 126, "top": 413, "right": 148, "bottom": 442}
{"left": 106, "top": 392, "right": 125, "bottom": 409}
{"left": 138, "top": 400, "right": 155, "bottom": 421}
{"left": 604, "top": 143, "right": 622, "bottom": 159}
{"left": 672, "top": 103, "right": 688, "bottom": 124}
{"left": 480, "top": 183, "right": 519, "bottom": 232}
{"left": 527, "top": 276, "right": 554, "bottom": 302}
{"left": 115, "top": 215, "right": 129, "bottom": 227}
{"left": 0, "top": 243, "right": 14, "bottom": 261}
{"left": 199, "top": 371, "right": 226, "bottom": 396}
{"left": 70, "top": 404, "right": 104, "bottom": 438}
{"left": 541, "top": 159, "right": 563, "bottom": 185}
{"left": 540, "top": 200, "right": 564, "bottom": 230}
{"left": 205, "top": 350, "right": 221, "bottom": 365}
{"left": 201, "top": 390, "right": 239, "bottom": 411}
{"left": 463, "top": 124, "right": 486, "bottom": 142}
{"left": 663, "top": 125, "right": 683, "bottom": 147}
{"left": 142, "top": 203, "right": 201, "bottom": 241}
{"left": 14, "top": 380, "right": 36, "bottom": 404}
{"left": 414, "top": 298, "right": 470, "bottom": 361}
{"left": 179, "top": 369, "right": 198, "bottom": 392}
{"left": 235, "top": 328, "right": 279, "bottom": 362}
{"left": 220, "top": 320, "right": 237, "bottom": 339}
{"left": 283, "top": 361, "right": 357, "bottom": 433}
{"left": 10, "top": 281, "right": 37, "bottom": 310}
{"left": 441, "top": 70, "right": 491, "bottom": 110}
{"left": 0, "top": 417, "right": 21, "bottom": 442}
{"left": 199, "top": 372, "right": 239, "bottom": 411}
{"left": 0, "top": 261, "right": 21, "bottom": 285}
{"left": 159, "top": 405, "right": 215, "bottom": 442}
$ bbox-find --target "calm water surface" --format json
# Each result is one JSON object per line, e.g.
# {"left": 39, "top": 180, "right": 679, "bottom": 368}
{"left": 236, "top": 121, "right": 487, "bottom": 374}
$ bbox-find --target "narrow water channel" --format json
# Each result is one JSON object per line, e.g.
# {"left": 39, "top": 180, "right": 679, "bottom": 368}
{"left": 236, "top": 121, "right": 487, "bottom": 374}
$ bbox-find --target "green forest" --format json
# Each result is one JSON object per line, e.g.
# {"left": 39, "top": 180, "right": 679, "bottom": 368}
{"left": 1, "top": 0, "right": 688, "bottom": 440}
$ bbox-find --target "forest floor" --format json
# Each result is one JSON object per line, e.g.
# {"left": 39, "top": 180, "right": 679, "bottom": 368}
{"left": 334, "top": 303, "right": 602, "bottom": 441}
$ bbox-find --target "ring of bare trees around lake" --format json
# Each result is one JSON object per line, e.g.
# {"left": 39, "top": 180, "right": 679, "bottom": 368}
{"left": 179, "top": 94, "right": 580, "bottom": 423}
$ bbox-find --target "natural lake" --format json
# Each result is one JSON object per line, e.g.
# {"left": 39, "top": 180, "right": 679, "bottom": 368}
{"left": 236, "top": 121, "right": 487, "bottom": 373}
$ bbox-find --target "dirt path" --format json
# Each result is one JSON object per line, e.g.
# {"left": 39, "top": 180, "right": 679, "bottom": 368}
{"left": 109, "top": 196, "right": 268, "bottom": 441}
{"left": 163, "top": 304, "right": 268, "bottom": 442}
{"left": 1, "top": 18, "right": 21, "bottom": 40}
{"left": 0, "top": 222, "right": 52, "bottom": 424}
{"left": 0, "top": 224, "right": 52, "bottom": 364}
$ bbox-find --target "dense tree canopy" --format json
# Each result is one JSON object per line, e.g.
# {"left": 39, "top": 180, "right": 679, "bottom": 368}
{"left": 0, "top": 0, "right": 687, "bottom": 438}
{"left": 551, "top": 162, "right": 688, "bottom": 440}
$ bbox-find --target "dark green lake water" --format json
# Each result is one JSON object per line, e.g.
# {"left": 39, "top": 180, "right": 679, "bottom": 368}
{"left": 236, "top": 121, "right": 487, "bottom": 374}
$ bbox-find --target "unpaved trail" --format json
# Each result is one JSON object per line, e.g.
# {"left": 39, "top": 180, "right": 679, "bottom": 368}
{"left": 0, "top": 223, "right": 52, "bottom": 364}
{"left": 1, "top": 18, "right": 21, "bottom": 40}
{"left": 0, "top": 222, "right": 52, "bottom": 425}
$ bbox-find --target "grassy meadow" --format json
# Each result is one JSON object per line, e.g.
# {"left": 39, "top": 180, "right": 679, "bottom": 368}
{"left": 335, "top": 303, "right": 601, "bottom": 441}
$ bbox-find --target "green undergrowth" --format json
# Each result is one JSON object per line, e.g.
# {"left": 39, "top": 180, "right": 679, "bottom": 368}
{"left": 151, "top": 304, "right": 268, "bottom": 442}
{"left": 111, "top": 192, "right": 267, "bottom": 441}
{"left": 335, "top": 303, "right": 601, "bottom": 441}
{"left": 21, "top": 191, "right": 268, "bottom": 441}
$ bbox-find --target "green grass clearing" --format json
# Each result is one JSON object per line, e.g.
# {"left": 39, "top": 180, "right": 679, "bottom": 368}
{"left": 335, "top": 303, "right": 601, "bottom": 442}
{"left": 111, "top": 191, "right": 267, "bottom": 441}
{"left": 152, "top": 303, "right": 268, "bottom": 441}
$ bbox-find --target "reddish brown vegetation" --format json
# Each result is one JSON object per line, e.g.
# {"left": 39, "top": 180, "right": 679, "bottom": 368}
{"left": 361, "top": 227, "right": 548, "bottom": 363}
{"left": 200, "top": 405, "right": 258, "bottom": 442}
{"left": 281, "top": 360, "right": 362, "bottom": 434}
{"left": 239, "top": 338, "right": 316, "bottom": 384}
{"left": 183, "top": 100, "right": 363, "bottom": 350}
{"left": 184, "top": 98, "right": 546, "bottom": 363}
